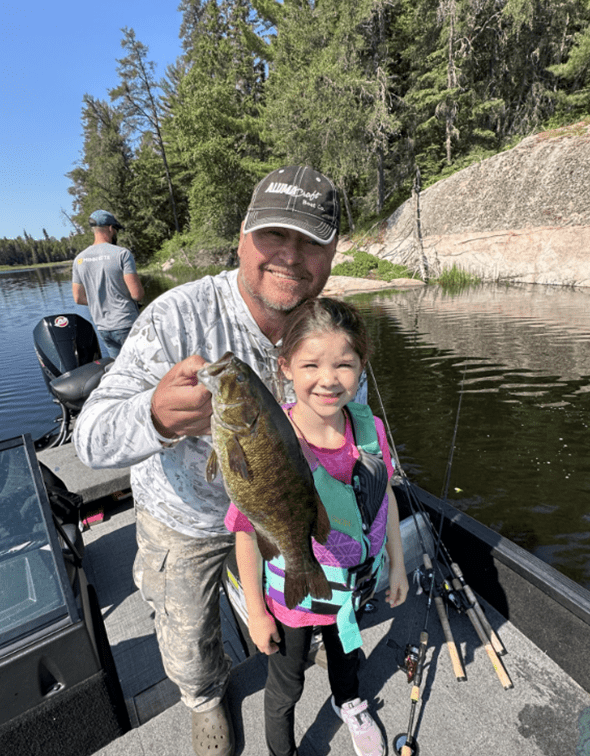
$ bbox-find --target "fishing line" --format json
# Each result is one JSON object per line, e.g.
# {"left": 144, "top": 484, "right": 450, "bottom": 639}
{"left": 367, "top": 361, "right": 459, "bottom": 652}
{"left": 440, "top": 364, "right": 466, "bottom": 501}
{"left": 366, "top": 360, "right": 452, "bottom": 585}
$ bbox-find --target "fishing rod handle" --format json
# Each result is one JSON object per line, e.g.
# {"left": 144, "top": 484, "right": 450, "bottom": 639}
{"left": 450, "top": 564, "right": 507, "bottom": 656}
{"left": 450, "top": 576, "right": 506, "bottom": 656}
{"left": 423, "top": 554, "right": 466, "bottom": 682}
{"left": 462, "top": 601, "right": 513, "bottom": 690}
{"left": 483, "top": 642, "right": 513, "bottom": 690}
{"left": 434, "top": 595, "right": 466, "bottom": 682}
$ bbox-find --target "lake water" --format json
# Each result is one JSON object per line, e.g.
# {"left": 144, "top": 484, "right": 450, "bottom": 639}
{"left": 2, "top": 266, "right": 589, "bottom": 589}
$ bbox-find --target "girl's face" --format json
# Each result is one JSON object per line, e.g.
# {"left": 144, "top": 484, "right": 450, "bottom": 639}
{"left": 280, "top": 330, "right": 363, "bottom": 420}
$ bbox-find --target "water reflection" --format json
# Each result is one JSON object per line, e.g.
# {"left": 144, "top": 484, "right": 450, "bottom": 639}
{"left": 354, "top": 283, "right": 590, "bottom": 588}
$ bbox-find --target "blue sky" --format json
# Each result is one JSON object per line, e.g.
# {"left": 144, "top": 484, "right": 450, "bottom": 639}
{"left": 1, "top": 1, "right": 183, "bottom": 240}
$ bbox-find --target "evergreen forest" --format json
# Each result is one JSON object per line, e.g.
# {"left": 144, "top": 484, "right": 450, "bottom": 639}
{"left": 3, "top": 0, "right": 590, "bottom": 268}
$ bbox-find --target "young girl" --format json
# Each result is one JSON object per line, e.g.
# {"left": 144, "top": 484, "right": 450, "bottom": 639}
{"left": 224, "top": 298, "right": 409, "bottom": 756}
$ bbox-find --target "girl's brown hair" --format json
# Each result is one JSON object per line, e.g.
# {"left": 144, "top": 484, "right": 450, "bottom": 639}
{"left": 279, "top": 297, "right": 371, "bottom": 366}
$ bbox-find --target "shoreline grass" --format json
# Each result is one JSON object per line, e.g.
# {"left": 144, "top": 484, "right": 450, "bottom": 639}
{"left": 0, "top": 261, "right": 73, "bottom": 272}
{"left": 434, "top": 264, "right": 481, "bottom": 288}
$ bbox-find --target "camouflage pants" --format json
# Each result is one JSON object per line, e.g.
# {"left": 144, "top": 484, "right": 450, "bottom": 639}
{"left": 133, "top": 508, "right": 235, "bottom": 712}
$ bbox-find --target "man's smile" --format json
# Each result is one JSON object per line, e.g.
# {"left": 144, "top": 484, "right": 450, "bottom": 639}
{"left": 264, "top": 266, "right": 310, "bottom": 282}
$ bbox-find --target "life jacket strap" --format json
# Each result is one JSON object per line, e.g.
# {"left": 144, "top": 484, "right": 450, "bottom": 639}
{"left": 264, "top": 548, "right": 386, "bottom": 654}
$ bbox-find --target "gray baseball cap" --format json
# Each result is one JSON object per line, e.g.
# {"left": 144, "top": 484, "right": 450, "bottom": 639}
{"left": 89, "top": 210, "right": 125, "bottom": 230}
{"left": 243, "top": 165, "right": 340, "bottom": 244}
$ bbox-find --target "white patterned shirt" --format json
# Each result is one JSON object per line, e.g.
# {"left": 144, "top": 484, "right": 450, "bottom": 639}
{"left": 74, "top": 269, "right": 367, "bottom": 537}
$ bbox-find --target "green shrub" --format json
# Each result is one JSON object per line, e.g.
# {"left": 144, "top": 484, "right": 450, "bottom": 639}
{"left": 332, "top": 250, "right": 413, "bottom": 281}
{"left": 376, "top": 259, "right": 413, "bottom": 281}
{"left": 332, "top": 250, "right": 378, "bottom": 278}
{"left": 154, "top": 228, "right": 235, "bottom": 266}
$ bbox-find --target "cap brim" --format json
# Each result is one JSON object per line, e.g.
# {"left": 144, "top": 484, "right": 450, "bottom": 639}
{"left": 243, "top": 216, "right": 337, "bottom": 245}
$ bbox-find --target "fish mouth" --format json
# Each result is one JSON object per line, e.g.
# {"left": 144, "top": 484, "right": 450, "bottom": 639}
{"left": 203, "top": 351, "right": 235, "bottom": 377}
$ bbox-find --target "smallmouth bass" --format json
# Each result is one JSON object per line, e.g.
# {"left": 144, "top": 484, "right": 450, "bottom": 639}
{"left": 198, "top": 352, "right": 332, "bottom": 610}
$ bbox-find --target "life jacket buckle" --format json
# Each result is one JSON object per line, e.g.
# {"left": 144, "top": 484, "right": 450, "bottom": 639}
{"left": 347, "top": 556, "right": 375, "bottom": 590}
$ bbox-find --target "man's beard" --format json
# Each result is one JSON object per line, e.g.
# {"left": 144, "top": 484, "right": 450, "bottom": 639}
{"left": 238, "top": 269, "right": 318, "bottom": 314}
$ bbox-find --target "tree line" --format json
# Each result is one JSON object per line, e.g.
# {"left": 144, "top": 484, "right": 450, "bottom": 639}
{"left": 0, "top": 230, "right": 87, "bottom": 268}
{"left": 5, "top": 0, "right": 590, "bottom": 266}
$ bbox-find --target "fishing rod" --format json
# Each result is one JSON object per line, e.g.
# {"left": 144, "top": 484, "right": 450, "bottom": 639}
{"left": 430, "top": 365, "right": 508, "bottom": 663}
{"left": 365, "top": 365, "right": 465, "bottom": 755}
{"left": 366, "top": 361, "right": 512, "bottom": 688}
{"left": 398, "top": 460, "right": 512, "bottom": 690}
{"left": 394, "top": 522, "right": 438, "bottom": 756}
{"left": 364, "top": 363, "right": 466, "bottom": 681}
{"left": 394, "top": 629, "right": 428, "bottom": 756}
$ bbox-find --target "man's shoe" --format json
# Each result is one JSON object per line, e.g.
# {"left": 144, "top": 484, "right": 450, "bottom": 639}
{"left": 192, "top": 696, "right": 235, "bottom": 756}
{"left": 331, "top": 696, "right": 385, "bottom": 756}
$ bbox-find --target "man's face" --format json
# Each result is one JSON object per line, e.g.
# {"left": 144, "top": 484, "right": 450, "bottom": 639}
{"left": 237, "top": 226, "right": 336, "bottom": 316}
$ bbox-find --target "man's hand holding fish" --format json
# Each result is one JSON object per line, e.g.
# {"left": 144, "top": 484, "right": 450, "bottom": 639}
{"left": 150, "top": 354, "right": 212, "bottom": 439}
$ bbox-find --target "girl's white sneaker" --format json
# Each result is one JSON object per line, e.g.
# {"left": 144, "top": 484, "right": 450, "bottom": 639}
{"left": 331, "top": 696, "right": 386, "bottom": 756}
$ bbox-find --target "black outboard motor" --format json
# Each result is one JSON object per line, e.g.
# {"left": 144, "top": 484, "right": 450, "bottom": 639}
{"left": 33, "top": 314, "right": 113, "bottom": 449}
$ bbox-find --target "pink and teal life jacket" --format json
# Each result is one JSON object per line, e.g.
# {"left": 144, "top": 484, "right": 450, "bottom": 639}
{"left": 264, "top": 402, "right": 389, "bottom": 652}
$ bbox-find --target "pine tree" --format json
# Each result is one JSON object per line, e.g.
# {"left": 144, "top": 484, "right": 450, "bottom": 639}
{"left": 170, "top": 0, "right": 268, "bottom": 247}
{"left": 263, "top": 0, "right": 400, "bottom": 228}
{"left": 110, "top": 28, "right": 181, "bottom": 234}
{"left": 66, "top": 95, "right": 133, "bottom": 236}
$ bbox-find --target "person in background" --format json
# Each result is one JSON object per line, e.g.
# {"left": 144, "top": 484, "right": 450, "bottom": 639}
{"left": 72, "top": 209, "right": 144, "bottom": 358}
{"left": 73, "top": 166, "right": 355, "bottom": 756}
{"left": 226, "top": 297, "right": 408, "bottom": 756}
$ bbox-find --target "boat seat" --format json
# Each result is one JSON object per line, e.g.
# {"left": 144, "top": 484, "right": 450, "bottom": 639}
{"left": 49, "top": 358, "right": 113, "bottom": 411}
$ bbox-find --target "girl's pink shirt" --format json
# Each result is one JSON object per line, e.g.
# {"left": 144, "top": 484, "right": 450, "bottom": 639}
{"left": 224, "top": 407, "right": 394, "bottom": 628}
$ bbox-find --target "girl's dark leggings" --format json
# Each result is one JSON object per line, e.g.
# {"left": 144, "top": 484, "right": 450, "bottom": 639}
{"left": 264, "top": 616, "right": 363, "bottom": 756}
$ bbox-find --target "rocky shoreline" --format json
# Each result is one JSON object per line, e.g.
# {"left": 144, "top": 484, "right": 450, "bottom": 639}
{"left": 321, "top": 273, "right": 425, "bottom": 298}
{"left": 357, "top": 121, "right": 590, "bottom": 288}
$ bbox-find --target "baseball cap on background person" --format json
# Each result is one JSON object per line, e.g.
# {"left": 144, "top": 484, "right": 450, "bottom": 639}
{"left": 89, "top": 210, "right": 125, "bottom": 230}
{"left": 243, "top": 165, "right": 340, "bottom": 245}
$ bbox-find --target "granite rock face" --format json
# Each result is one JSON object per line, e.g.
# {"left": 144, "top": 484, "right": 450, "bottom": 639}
{"left": 372, "top": 121, "right": 590, "bottom": 286}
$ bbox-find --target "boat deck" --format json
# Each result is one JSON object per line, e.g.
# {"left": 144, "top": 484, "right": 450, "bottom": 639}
{"left": 81, "top": 496, "right": 590, "bottom": 756}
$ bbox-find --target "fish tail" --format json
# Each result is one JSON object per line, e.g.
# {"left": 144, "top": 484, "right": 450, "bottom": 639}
{"left": 284, "top": 564, "right": 332, "bottom": 610}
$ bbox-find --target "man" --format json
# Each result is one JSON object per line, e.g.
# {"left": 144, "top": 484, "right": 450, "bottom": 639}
{"left": 72, "top": 210, "right": 144, "bottom": 358}
{"left": 74, "top": 166, "right": 343, "bottom": 756}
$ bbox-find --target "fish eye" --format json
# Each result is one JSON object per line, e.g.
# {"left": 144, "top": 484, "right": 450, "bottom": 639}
{"left": 236, "top": 372, "right": 246, "bottom": 383}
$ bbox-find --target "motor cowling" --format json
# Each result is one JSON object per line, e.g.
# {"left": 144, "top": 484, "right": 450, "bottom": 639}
{"left": 33, "top": 314, "right": 102, "bottom": 390}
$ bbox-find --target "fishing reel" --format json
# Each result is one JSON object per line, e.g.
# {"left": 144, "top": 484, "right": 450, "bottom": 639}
{"left": 403, "top": 644, "right": 420, "bottom": 683}
{"left": 439, "top": 578, "right": 466, "bottom": 614}
{"left": 415, "top": 567, "right": 466, "bottom": 614}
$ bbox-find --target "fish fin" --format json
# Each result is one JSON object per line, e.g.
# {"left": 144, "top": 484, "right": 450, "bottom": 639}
{"left": 312, "top": 495, "right": 331, "bottom": 545}
{"left": 228, "top": 435, "right": 250, "bottom": 480}
{"left": 284, "top": 565, "right": 332, "bottom": 610}
{"left": 206, "top": 451, "right": 218, "bottom": 483}
{"left": 255, "top": 531, "right": 280, "bottom": 561}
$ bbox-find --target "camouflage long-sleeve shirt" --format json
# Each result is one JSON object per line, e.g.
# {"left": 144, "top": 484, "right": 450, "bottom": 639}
{"left": 74, "top": 269, "right": 295, "bottom": 537}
